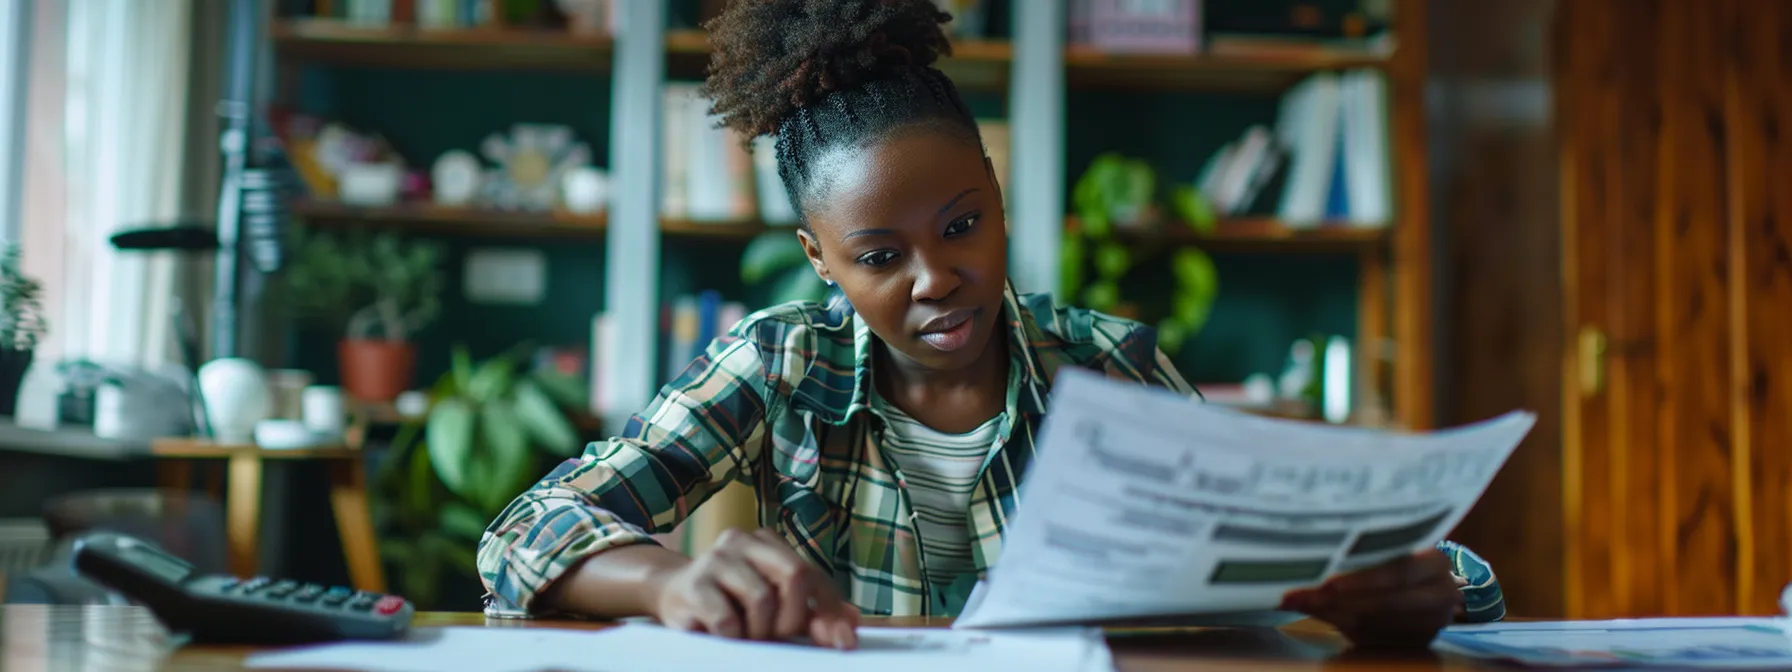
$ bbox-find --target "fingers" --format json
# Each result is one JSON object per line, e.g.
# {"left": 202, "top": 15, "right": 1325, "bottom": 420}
{"left": 707, "top": 549, "right": 779, "bottom": 640}
{"left": 738, "top": 529, "right": 857, "bottom": 649}
{"left": 708, "top": 528, "right": 857, "bottom": 649}
{"left": 1325, "top": 549, "right": 1453, "bottom": 594}
{"left": 685, "top": 579, "right": 744, "bottom": 639}
{"left": 1282, "top": 550, "right": 1465, "bottom": 650}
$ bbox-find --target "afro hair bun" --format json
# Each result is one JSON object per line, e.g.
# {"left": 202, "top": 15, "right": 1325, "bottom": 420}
{"left": 700, "top": 0, "right": 955, "bottom": 139}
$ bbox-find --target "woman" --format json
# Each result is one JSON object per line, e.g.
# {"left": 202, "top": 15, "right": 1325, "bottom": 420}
{"left": 476, "top": 0, "right": 1502, "bottom": 651}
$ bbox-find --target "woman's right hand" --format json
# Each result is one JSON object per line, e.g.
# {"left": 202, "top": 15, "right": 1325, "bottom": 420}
{"left": 643, "top": 528, "right": 860, "bottom": 649}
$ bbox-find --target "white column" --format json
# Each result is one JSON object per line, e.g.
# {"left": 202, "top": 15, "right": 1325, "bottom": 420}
{"left": 0, "top": 0, "right": 32, "bottom": 245}
{"left": 602, "top": 1, "right": 666, "bottom": 432}
{"left": 1006, "top": 0, "right": 1065, "bottom": 299}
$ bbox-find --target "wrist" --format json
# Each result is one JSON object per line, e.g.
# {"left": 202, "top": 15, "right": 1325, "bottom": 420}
{"left": 637, "top": 554, "right": 689, "bottom": 615}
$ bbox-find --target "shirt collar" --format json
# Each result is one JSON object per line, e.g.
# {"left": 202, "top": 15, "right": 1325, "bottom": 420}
{"left": 814, "top": 278, "right": 1054, "bottom": 428}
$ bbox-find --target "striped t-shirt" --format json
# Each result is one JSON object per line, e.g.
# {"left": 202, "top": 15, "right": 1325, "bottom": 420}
{"left": 869, "top": 390, "right": 1003, "bottom": 592}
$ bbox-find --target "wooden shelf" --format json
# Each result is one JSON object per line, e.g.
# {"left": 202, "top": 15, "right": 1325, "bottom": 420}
{"left": 271, "top": 19, "right": 615, "bottom": 71}
{"left": 660, "top": 218, "right": 782, "bottom": 239}
{"left": 274, "top": 19, "right": 1383, "bottom": 91}
{"left": 291, "top": 199, "right": 609, "bottom": 238}
{"left": 1064, "top": 39, "right": 1389, "bottom": 91}
{"left": 151, "top": 438, "right": 361, "bottom": 460}
{"left": 664, "top": 29, "right": 1015, "bottom": 88}
{"left": 292, "top": 200, "right": 788, "bottom": 241}
{"left": 1070, "top": 216, "right": 1389, "bottom": 254}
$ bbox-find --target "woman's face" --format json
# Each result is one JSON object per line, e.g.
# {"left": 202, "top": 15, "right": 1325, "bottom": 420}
{"left": 797, "top": 128, "right": 1009, "bottom": 374}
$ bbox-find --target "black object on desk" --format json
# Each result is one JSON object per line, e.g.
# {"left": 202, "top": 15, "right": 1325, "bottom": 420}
{"left": 68, "top": 531, "right": 413, "bottom": 644}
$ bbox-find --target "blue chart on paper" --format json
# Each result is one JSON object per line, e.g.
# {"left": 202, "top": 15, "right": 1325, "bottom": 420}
{"left": 1433, "top": 618, "right": 1792, "bottom": 669}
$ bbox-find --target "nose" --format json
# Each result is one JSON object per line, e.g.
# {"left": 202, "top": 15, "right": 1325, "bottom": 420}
{"left": 909, "top": 250, "right": 962, "bottom": 303}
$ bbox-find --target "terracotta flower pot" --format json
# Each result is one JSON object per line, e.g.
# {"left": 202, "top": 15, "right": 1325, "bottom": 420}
{"left": 338, "top": 339, "right": 415, "bottom": 402}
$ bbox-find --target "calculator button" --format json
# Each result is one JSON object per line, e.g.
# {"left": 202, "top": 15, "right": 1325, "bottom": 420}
{"left": 267, "top": 580, "right": 299, "bottom": 598}
{"left": 320, "top": 587, "right": 352, "bottom": 607}
{"left": 292, "top": 585, "right": 323, "bottom": 603}
{"left": 347, "top": 596, "right": 376, "bottom": 611}
{"left": 374, "top": 596, "right": 405, "bottom": 615}
{"left": 217, "top": 578, "right": 240, "bottom": 592}
{"left": 241, "top": 577, "right": 271, "bottom": 594}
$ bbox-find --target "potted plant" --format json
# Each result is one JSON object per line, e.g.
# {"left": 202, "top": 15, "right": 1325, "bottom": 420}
{"left": 281, "top": 226, "right": 445, "bottom": 402}
{"left": 1063, "top": 152, "right": 1220, "bottom": 354}
{"left": 0, "top": 242, "right": 46, "bottom": 416}
{"left": 373, "top": 344, "right": 587, "bottom": 608}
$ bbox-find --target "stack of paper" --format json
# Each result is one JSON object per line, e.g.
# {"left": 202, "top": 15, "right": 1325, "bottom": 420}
{"left": 1435, "top": 618, "right": 1792, "bottom": 669}
{"left": 955, "top": 368, "right": 1536, "bottom": 630}
{"left": 245, "top": 623, "right": 1114, "bottom": 672}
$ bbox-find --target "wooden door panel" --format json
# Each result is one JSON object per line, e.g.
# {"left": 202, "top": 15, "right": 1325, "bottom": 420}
{"left": 1560, "top": 0, "right": 1792, "bottom": 619}
{"left": 1651, "top": 0, "right": 1740, "bottom": 617}
{"left": 1730, "top": 0, "right": 1792, "bottom": 617}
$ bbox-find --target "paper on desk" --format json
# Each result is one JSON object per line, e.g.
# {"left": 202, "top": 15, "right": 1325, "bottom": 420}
{"left": 955, "top": 368, "right": 1536, "bottom": 630}
{"left": 244, "top": 623, "right": 1114, "bottom": 672}
{"left": 1433, "top": 618, "right": 1792, "bottom": 668}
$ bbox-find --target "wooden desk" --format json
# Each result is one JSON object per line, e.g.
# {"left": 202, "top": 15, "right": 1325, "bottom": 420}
{"left": 0, "top": 605, "right": 1488, "bottom": 670}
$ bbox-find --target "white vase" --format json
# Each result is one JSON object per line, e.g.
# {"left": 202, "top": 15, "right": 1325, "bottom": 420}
{"left": 198, "top": 358, "right": 272, "bottom": 444}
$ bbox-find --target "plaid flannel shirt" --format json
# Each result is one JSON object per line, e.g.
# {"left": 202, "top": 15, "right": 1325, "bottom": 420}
{"left": 476, "top": 280, "right": 1506, "bottom": 621}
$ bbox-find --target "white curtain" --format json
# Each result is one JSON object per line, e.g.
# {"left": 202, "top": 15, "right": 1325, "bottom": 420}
{"left": 30, "top": 0, "right": 193, "bottom": 369}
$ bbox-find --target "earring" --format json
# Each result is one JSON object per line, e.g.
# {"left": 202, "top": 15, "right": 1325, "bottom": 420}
{"left": 825, "top": 279, "right": 836, "bottom": 286}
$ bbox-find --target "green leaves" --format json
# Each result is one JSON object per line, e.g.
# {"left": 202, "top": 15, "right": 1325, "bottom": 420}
{"left": 425, "top": 397, "right": 475, "bottom": 497}
{"left": 739, "top": 232, "right": 830, "bottom": 305}
{"left": 418, "top": 345, "right": 587, "bottom": 519}
{"left": 1073, "top": 152, "right": 1157, "bottom": 228}
{"left": 1063, "top": 154, "right": 1224, "bottom": 351}
{"left": 439, "top": 502, "right": 490, "bottom": 543}
{"left": 740, "top": 233, "right": 810, "bottom": 285}
{"left": 1156, "top": 248, "right": 1220, "bottom": 355}
{"left": 1171, "top": 185, "right": 1217, "bottom": 235}
{"left": 278, "top": 225, "right": 445, "bottom": 341}
{"left": 0, "top": 241, "right": 46, "bottom": 350}
{"left": 768, "top": 265, "right": 830, "bottom": 305}
{"left": 374, "top": 342, "right": 589, "bottom": 610}
{"left": 1093, "top": 242, "right": 1131, "bottom": 281}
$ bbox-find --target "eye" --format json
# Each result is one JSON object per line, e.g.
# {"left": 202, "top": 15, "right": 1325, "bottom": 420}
{"left": 945, "top": 213, "right": 979, "bottom": 237}
{"left": 856, "top": 250, "right": 899, "bottom": 267}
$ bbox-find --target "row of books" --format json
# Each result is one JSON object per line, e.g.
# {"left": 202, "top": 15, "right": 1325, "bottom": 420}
{"left": 1196, "top": 69, "right": 1390, "bottom": 226}
{"left": 583, "top": 290, "right": 751, "bottom": 421}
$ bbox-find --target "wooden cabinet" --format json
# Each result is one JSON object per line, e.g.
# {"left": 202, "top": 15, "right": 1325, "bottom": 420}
{"left": 1556, "top": 0, "right": 1792, "bottom": 619}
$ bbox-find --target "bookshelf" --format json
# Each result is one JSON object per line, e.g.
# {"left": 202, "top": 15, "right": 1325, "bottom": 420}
{"left": 270, "top": 0, "right": 1434, "bottom": 433}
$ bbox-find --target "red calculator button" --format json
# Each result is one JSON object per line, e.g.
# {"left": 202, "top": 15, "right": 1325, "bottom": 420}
{"left": 374, "top": 596, "right": 405, "bottom": 615}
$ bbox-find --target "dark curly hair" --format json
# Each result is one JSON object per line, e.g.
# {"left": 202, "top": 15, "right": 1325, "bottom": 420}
{"left": 700, "top": 0, "right": 985, "bottom": 227}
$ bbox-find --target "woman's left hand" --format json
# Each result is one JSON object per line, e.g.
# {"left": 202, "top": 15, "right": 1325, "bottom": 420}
{"left": 1278, "top": 548, "right": 1465, "bottom": 649}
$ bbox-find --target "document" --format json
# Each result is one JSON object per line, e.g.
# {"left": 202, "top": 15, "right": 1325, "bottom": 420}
{"left": 954, "top": 368, "right": 1536, "bottom": 629}
{"left": 1433, "top": 618, "right": 1792, "bottom": 668}
{"left": 244, "top": 623, "right": 1114, "bottom": 672}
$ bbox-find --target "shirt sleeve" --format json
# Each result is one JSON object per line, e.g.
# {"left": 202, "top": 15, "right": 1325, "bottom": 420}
{"left": 475, "top": 330, "right": 773, "bottom": 618}
{"left": 1093, "top": 321, "right": 1202, "bottom": 399}
{"left": 1439, "top": 540, "right": 1506, "bottom": 622}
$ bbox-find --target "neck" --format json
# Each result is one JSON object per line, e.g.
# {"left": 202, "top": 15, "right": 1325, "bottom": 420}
{"left": 875, "top": 329, "right": 1009, "bottom": 401}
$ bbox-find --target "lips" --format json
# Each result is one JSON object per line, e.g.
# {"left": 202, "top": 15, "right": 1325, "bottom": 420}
{"left": 917, "top": 308, "right": 979, "bottom": 352}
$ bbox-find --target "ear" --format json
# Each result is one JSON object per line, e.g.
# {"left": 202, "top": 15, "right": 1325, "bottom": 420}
{"left": 796, "top": 228, "right": 833, "bottom": 285}
{"left": 985, "top": 156, "right": 1008, "bottom": 234}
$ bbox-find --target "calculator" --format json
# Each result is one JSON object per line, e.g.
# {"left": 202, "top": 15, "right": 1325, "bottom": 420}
{"left": 69, "top": 531, "right": 415, "bottom": 644}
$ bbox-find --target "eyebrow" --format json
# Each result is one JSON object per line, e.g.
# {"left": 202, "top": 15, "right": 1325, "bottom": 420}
{"left": 841, "top": 188, "right": 982, "bottom": 242}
